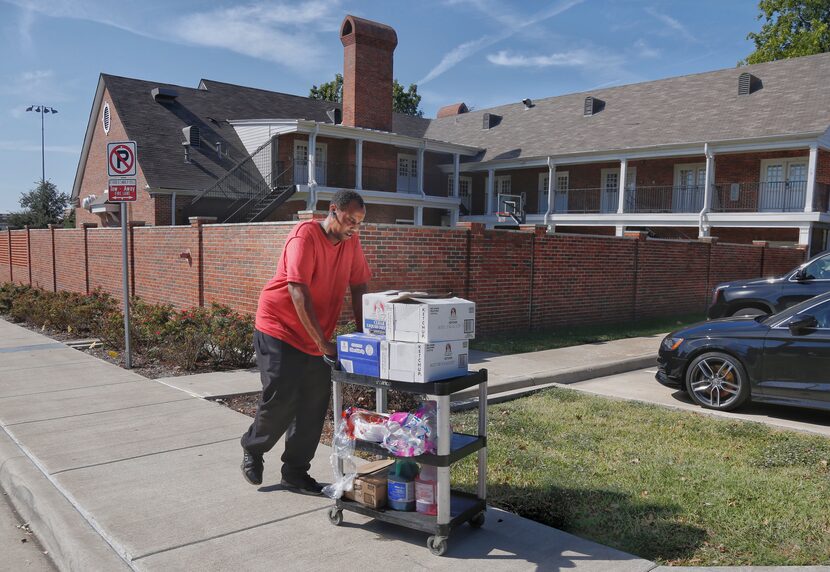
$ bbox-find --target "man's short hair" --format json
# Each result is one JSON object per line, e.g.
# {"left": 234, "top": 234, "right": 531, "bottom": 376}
{"left": 331, "top": 189, "right": 365, "bottom": 210}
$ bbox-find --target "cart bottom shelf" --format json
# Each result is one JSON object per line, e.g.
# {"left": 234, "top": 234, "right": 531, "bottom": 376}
{"left": 334, "top": 490, "right": 485, "bottom": 536}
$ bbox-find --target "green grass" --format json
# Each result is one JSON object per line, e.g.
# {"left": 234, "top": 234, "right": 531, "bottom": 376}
{"left": 451, "top": 388, "right": 830, "bottom": 566}
{"left": 470, "top": 312, "right": 705, "bottom": 354}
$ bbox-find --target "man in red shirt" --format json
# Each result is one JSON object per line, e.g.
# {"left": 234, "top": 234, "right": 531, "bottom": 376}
{"left": 241, "top": 189, "right": 371, "bottom": 494}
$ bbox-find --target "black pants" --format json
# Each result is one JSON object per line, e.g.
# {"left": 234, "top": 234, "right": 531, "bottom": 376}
{"left": 240, "top": 330, "right": 331, "bottom": 478}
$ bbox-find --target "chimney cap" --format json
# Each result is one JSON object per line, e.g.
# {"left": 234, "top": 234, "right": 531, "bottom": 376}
{"left": 151, "top": 87, "right": 178, "bottom": 102}
{"left": 522, "top": 98, "right": 534, "bottom": 109}
{"left": 437, "top": 102, "right": 468, "bottom": 118}
{"left": 340, "top": 14, "right": 397, "bottom": 49}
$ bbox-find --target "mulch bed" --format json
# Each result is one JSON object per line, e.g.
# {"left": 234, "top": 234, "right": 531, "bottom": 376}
{"left": 219, "top": 387, "right": 426, "bottom": 447}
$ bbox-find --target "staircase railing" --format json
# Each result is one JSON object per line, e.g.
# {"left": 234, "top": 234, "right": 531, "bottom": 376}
{"left": 219, "top": 160, "right": 296, "bottom": 223}
{"left": 190, "top": 137, "right": 280, "bottom": 206}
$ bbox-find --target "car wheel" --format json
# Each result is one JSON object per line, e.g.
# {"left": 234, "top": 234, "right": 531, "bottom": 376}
{"left": 730, "top": 307, "right": 767, "bottom": 317}
{"left": 685, "top": 351, "right": 750, "bottom": 412}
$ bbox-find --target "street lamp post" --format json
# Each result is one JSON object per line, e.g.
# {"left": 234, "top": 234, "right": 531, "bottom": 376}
{"left": 25, "top": 105, "right": 58, "bottom": 183}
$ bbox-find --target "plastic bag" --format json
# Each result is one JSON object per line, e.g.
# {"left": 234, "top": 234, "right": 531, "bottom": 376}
{"left": 344, "top": 407, "right": 389, "bottom": 443}
{"left": 381, "top": 400, "right": 437, "bottom": 457}
{"left": 322, "top": 417, "right": 359, "bottom": 500}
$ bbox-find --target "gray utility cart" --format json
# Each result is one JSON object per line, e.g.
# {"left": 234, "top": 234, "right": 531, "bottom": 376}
{"left": 328, "top": 368, "right": 488, "bottom": 556}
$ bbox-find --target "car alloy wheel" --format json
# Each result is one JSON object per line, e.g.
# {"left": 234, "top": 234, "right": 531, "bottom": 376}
{"left": 685, "top": 351, "right": 750, "bottom": 411}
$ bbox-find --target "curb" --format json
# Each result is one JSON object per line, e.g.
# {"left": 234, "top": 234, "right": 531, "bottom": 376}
{"left": 0, "top": 428, "right": 132, "bottom": 572}
{"left": 452, "top": 355, "right": 657, "bottom": 405}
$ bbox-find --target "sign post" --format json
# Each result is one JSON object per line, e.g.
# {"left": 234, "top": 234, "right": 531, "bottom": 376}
{"left": 107, "top": 141, "right": 137, "bottom": 369}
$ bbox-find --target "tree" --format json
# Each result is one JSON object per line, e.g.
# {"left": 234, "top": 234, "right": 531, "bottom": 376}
{"left": 309, "top": 74, "right": 424, "bottom": 117}
{"left": 742, "top": 0, "right": 830, "bottom": 65}
{"left": 7, "top": 180, "right": 70, "bottom": 229}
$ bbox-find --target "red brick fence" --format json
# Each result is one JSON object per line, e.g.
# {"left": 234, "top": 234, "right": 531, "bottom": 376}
{"left": 0, "top": 220, "right": 805, "bottom": 336}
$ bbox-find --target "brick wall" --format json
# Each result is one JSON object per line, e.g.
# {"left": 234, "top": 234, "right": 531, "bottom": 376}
{"left": 29, "top": 229, "right": 55, "bottom": 291}
{"left": 1, "top": 223, "right": 807, "bottom": 336}
{"left": 54, "top": 228, "right": 88, "bottom": 294}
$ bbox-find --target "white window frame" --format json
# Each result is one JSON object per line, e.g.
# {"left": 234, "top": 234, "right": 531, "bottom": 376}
{"left": 673, "top": 163, "right": 706, "bottom": 186}
{"left": 397, "top": 153, "right": 418, "bottom": 193}
{"left": 538, "top": 171, "right": 569, "bottom": 213}
{"left": 294, "top": 140, "right": 327, "bottom": 185}
{"left": 448, "top": 175, "right": 473, "bottom": 212}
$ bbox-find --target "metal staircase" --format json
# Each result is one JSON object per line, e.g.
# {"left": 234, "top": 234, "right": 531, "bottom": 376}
{"left": 189, "top": 137, "right": 296, "bottom": 223}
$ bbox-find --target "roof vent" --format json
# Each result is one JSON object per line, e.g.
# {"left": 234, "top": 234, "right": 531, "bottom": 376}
{"left": 326, "top": 108, "right": 342, "bottom": 124}
{"left": 102, "top": 102, "right": 111, "bottom": 134}
{"left": 522, "top": 98, "right": 534, "bottom": 109}
{"left": 738, "top": 72, "right": 761, "bottom": 95}
{"left": 437, "top": 102, "right": 468, "bottom": 118}
{"left": 482, "top": 112, "right": 501, "bottom": 130}
{"left": 182, "top": 126, "right": 200, "bottom": 147}
{"left": 583, "top": 96, "right": 604, "bottom": 117}
{"left": 151, "top": 87, "right": 178, "bottom": 102}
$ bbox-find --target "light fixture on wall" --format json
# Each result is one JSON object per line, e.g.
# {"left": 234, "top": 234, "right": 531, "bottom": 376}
{"left": 25, "top": 105, "right": 58, "bottom": 183}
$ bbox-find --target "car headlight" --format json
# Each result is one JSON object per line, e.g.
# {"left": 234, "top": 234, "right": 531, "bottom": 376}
{"left": 661, "top": 337, "right": 684, "bottom": 351}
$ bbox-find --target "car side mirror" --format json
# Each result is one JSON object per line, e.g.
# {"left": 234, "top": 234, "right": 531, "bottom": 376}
{"left": 794, "top": 268, "right": 807, "bottom": 281}
{"left": 789, "top": 314, "right": 818, "bottom": 335}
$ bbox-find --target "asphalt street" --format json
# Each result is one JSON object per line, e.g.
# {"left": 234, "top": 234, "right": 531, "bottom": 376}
{"left": 569, "top": 367, "right": 830, "bottom": 437}
{"left": 0, "top": 484, "right": 57, "bottom": 571}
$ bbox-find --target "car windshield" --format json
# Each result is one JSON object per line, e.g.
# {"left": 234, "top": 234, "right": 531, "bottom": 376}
{"left": 761, "top": 292, "right": 830, "bottom": 325}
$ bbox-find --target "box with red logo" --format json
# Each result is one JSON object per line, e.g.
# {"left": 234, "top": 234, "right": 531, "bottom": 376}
{"left": 380, "top": 339, "right": 469, "bottom": 382}
{"left": 383, "top": 296, "right": 475, "bottom": 343}
{"left": 362, "top": 291, "right": 427, "bottom": 336}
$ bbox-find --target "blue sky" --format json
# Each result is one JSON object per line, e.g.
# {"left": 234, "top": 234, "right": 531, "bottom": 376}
{"left": 0, "top": 0, "right": 761, "bottom": 213}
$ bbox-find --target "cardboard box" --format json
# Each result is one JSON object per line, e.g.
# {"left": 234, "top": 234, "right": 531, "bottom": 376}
{"left": 344, "top": 459, "right": 394, "bottom": 509}
{"left": 337, "top": 333, "right": 383, "bottom": 377}
{"left": 362, "top": 291, "right": 427, "bottom": 336}
{"left": 384, "top": 296, "right": 475, "bottom": 343}
{"left": 381, "top": 339, "right": 469, "bottom": 382}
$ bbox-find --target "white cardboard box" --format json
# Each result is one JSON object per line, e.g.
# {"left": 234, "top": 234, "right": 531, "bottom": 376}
{"left": 380, "top": 340, "right": 469, "bottom": 382}
{"left": 384, "top": 297, "right": 475, "bottom": 342}
{"left": 362, "top": 291, "right": 428, "bottom": 336}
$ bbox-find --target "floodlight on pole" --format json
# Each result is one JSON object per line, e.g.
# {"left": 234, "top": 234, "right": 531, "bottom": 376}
{"left": 25, "top": 104, "right": 58, "bottom": 183}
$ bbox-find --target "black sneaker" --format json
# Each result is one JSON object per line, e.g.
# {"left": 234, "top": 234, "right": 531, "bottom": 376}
{"left": 241, "top": 450, "right": 264, "bottom": 486}
{"left": 280, "top": 473, "right": 323, "bottom": 496}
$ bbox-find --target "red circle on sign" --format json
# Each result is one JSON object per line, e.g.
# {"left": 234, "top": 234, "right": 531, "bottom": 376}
{"left": 109, "top": 144, "right": 134, "bottom": 175}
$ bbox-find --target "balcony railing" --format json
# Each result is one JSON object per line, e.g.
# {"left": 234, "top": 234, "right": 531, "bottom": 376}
{"left": 712, "top": 181, "right": 807, "bottom": 212}
{"left": 290, "top": 161, "right": 450, "bottom": 197}
{"left": 623, "top": 185, "right": 704, "bottom": 213}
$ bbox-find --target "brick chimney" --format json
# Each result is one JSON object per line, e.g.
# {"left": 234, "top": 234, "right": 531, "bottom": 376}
{"left": 340, "top": 15, "right": 398, "bottom": 132}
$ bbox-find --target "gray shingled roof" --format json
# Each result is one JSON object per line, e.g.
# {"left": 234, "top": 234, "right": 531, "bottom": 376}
{"left": 424, "top": 52, "right": 830, "bottom": 162}
{"left": 102, "top": 52, "right": 830, "bottom": 192}
{"left": 103, "top": 75, "right": 431, "bottom": 192}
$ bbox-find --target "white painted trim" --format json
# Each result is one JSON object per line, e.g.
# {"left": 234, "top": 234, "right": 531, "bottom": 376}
{"left": 414, "top": 206, "right": 424, "bottom": 226}
{"left": 72, "top": 76, "right": 106, "bottom": 202}
{"left": 806, "top": 144, "right": 818, "bottom": 213}
{"left": 397, "top": 152, "right": 419, "bottom": 194}
{"left": 355, "top": 139, "right": 363, "bottom": 190}
{"left": 229, "top": 119, "right": 481, "bottom": 155}
{"left": 674, "top": 163, "right": 706, "bottom": 186}
{"left": 294, "top": 185, "right": 460, "bottom": 210}
{"left": 452, "top": 154, "right": 460, "bottom": 198}
{"left": 486, "top": 169, "right": 495, "bottom": 215}
{"left": 617, "top": 159, "right": 628, "bottom": 215}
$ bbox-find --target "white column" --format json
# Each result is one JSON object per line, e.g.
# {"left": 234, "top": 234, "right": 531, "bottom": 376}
{"left": 417, "top": 146, "right": 425, "bottom": 196}
{"left": 453, "top": 154, "right": 460, "bottom": 198}
{"left": 700, "top": 145, "right": 715, "bottom": 238}
{"left": 799, "top": 225, "right": 812, "bottom": 252}
{"left": 617, "top": 159, "right": 628, "bottom": 215}
{"left": 355, "top": 139, "right": 363, "bottom": 191}
{"left": 805, "top": 144, "right": 818, "bottom": 213}
{"left": 450, "top": 208, "right": 459, "bottom": 227}
{"left": 414, "top": 206, "right": 423, "bottom": 226}
{"left": 307, "top": 131, "right": 318, "bottom": 210}
{"left": 544, "top": 158, "right": 556, "bottom": 228}
{"left": 486, "top": 168, "right": 495, "bottom": 215}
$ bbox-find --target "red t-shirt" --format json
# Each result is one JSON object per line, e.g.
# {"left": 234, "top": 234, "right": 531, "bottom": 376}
{"left": 255, "top": 220, "right": 372, "bottom": 355}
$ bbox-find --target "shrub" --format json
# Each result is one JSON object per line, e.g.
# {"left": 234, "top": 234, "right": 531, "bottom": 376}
{"left": 130, "top": 298, "right": 173, "bottom": 358}
{"left": 208, "top": 304, "right": 255, "bottom": 368}
{"left": 9, "top": 286, "right": 42, "bottom": 324}
{"left": 162, "top": 307, "right": 212, "bottom": 370}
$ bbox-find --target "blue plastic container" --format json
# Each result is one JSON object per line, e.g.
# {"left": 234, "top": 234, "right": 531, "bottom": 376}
{"left": 386, "top": 460, "right": 418, "bottom": 511}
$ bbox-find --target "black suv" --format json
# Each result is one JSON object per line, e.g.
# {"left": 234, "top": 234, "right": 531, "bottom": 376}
{"left": 707, "top": 250, "right": 830, "bottom": 318}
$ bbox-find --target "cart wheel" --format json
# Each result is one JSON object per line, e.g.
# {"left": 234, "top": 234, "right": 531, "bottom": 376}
{"left": 469, "top": 511, "right": 486, "bottom": 528}
{"left": 427, "top": 535, "right": 448, "bottom": 556}
{"left": 327, "top": 507, "right": 343, "bottom": 526}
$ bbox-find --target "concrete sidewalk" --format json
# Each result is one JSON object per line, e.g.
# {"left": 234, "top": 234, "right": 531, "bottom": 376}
{"left": 0, "top": 318, "right": 656, "bottom": 571}
{"left": 155, "top": 335, "right": 662, "bottom": 402}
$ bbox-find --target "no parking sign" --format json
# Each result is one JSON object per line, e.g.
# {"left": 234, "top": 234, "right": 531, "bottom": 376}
{"left": 107, "top": 141, "right": 137, "bottom": 177}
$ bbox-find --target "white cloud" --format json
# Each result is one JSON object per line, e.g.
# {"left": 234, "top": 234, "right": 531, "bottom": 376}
{"left": 487, "top": 48, "right": 625, "bottom": 69}
{"left": 634, "top": 39, "right": 660, "bottom": 59}
{"left": 645, "top": 7, "right": 697, "bottom": 43}
{"left": 1, "top": 70, "right": 71, "bottom": 102}
{"left": 419, "top": 0, "right": 585, "bottom": 84}
{"left": 0, "top": 140, "right": 78, "bottom": 154}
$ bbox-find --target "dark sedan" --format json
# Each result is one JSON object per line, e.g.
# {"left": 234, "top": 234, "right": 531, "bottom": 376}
{"left": 707, "top": 250, "right": 830, "bottom": 319}
{"left": 658, "top": 291, "right": 830, "bottom": 412}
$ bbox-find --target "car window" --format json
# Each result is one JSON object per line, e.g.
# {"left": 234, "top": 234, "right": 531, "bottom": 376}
{"left": 778, "top": 299, "right": 830, "bottom": 329}
{"left": 801, "top": 254, "right": 830, "bottom": 280}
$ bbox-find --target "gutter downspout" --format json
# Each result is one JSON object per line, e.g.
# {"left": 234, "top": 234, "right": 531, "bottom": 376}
{"left": 699, "top": 143, "right": 712, "bottom": 238}
{"left": 544, "top": 156, "right": 554, "bottom": 229}
{"left": 308, "top": 123, "right": 320, "bottom": 210}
